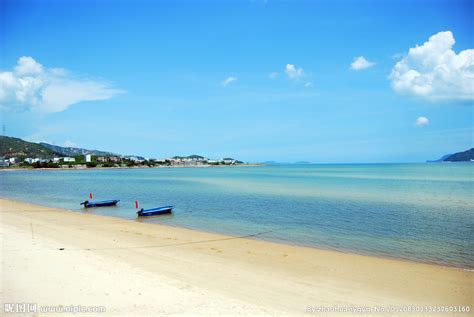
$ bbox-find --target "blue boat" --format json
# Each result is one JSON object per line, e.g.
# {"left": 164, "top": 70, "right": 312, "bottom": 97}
{"left": 80, "top": 200, "right": 120, "bottom": 208}
{"left": 137, "top": 205, "right": 173, "bottom": 216}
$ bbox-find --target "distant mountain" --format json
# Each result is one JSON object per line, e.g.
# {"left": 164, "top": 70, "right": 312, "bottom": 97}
{"left": 0, "top": 136, "right": 118, "bottom": 159}
{"left": 261, "top": 161, "right": 290, "bottom": 165}
{"left": 172, "top": 155, "right": 206, "bottom": 159}
{"left": 0, "top": 136, "right": 55, "bottom": 158}
{"left": 428, "top": 148, "right": 474, "bottom": 162}
{"left": 1, "top": 136, "right": 249, "bottom": 164}
{"left": 444, "top": 148, "right": 474, "bottom": 162}
{"left": 427, "top": 154, "right": 453, "bottom": 163}
{"left": 40, "top": 142, "right": 117, "bottom": 157}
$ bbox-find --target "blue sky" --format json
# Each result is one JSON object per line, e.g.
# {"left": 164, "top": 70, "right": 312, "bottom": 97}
{"left": 0, "top": 0, "right": 472, "bottom": 162}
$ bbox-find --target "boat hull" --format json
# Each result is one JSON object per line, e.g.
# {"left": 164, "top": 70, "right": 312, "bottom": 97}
{"left": 137, "top": 205, "right": 173, "bottom": 216}
{"left": 82, "top": 200, "right": 120, "bottom": 208}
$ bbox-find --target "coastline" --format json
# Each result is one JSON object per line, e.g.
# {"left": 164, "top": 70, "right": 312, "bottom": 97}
{"left": 0, "top": 164, "right": 265, "bottom": 172}
{"left": 2, "top": 195, "right": 472, "bottom": 271}
{"left": 1, "top": 198, "right": 472, "bottom": 316}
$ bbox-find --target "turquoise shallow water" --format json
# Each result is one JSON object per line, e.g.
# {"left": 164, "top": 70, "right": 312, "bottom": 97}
{"left": 1, "top": 163, "right": 473, "bottom": 269}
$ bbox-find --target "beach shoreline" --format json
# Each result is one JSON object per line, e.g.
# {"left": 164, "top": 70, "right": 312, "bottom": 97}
{"left": 1, "top": 195, "right": 472, "bottom": 271}
{"left": 1, "top": 198, "right": 472, "bottom": 316}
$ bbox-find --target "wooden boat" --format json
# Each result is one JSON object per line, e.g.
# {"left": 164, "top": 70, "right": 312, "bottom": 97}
{"left": 80, "top": 200, "right": 120, "bottom": 208}
{"left": 137, "top": 205, "right": 173, "bottom": 216}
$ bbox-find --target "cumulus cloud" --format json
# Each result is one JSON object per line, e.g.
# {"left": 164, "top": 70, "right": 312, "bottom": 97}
{"left": 0, "top": 56, "right": 123, "bottom": 113}
{"left": 221, "top": 76, "right": 237, "bottom": 86}
{"left": 350, "top": 56, "right": 375, "bottom": 70}
{"left": 415, "top": 116, "right": 429, "bottom": 126}
{"left": 389, "top": 31, "right": 474, "bottom": 102}
{"left": 285, "top": 64, "right": 305, "bottom": 80}
{"left": 15, "top": 56, "right": 44, "bottom": 75}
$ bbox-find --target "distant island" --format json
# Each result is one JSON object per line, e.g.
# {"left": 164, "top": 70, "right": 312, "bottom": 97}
{"left": 428, "top": 148, "right": 474, "bottom": 162}
{"left": 0, "top": 136, "right": 254, "bottom": 169}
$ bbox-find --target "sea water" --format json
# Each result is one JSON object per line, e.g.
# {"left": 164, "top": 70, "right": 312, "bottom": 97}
{"left": 1, "top": 163, "right": 473, "bottom": 269}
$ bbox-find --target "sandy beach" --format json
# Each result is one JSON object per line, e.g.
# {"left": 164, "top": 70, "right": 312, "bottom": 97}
{"left": 1, "top": 198, "right": 472, "bottom": 316}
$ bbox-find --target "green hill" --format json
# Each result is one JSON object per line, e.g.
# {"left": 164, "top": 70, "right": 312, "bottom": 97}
{"left": 0, "top": 136, "right": 55, "bottom": 159}
{"left": 40, "top": 142, "right": 116, "bottom": 157}
{"left": 172, "top": 155, "right": 206, "bottom": 159}
{"left": 1, "top": 136, "right": 248, "bottom": 164}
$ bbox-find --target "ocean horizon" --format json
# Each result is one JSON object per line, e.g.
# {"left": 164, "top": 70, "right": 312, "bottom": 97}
{"left": 1, "top": 163, "right": 473, "bottom": 269}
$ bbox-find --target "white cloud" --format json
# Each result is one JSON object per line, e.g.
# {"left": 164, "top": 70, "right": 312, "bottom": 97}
{"left": 350, "top": 56, "right": 375, "bottom": 70}
{"left": 0, "top": 56, "right": 123, "bottom": 113}
{"left": 304, "top": 82, "right": 313, "bottom": 88}
{"left": 285, "top": 64, "right": 305, "bottom": 80}
{"left": 269, "top": 72, "right": 279, "bottom": 79}
{"left": 415, "top": 116, "right": 429, "bottom": 126}
{"left": 389, "top": 31, "right": 474, "bottom": 102}
{"left": 221, "top": 76, "right": 237, "bottom": 86}
{"left": 15, "top": 56, "right": 44, "bottom": 75}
